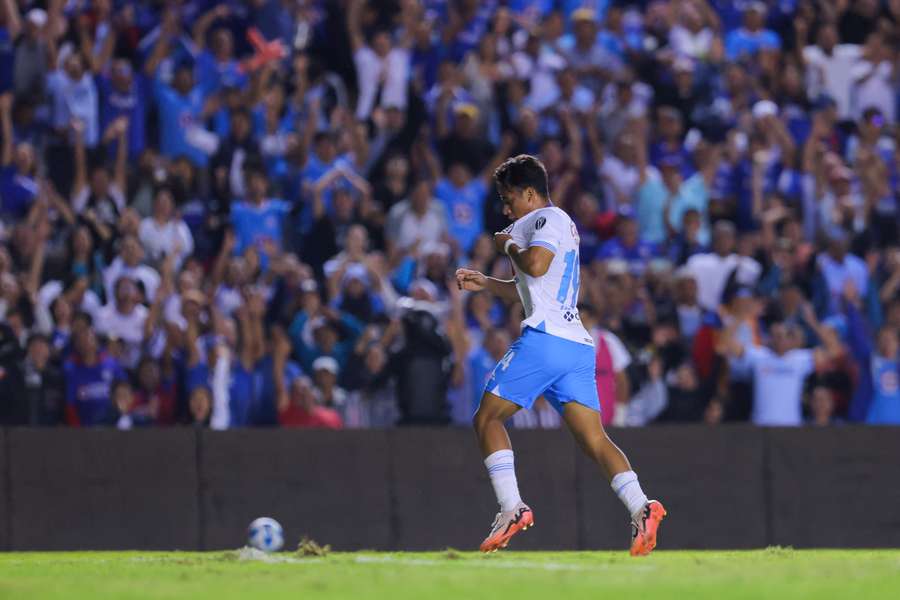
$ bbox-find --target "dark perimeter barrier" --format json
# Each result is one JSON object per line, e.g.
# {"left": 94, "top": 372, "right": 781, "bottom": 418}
{"left": 1, "top": 425, "right": 899, "bottom": 551}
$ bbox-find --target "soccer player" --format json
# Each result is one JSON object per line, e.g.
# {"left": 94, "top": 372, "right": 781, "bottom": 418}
{"left": 456, "top": 155, "right": 666, "bottom": 556}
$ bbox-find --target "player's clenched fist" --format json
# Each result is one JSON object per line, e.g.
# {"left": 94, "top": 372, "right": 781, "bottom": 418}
{"left": 455, "top": 268, "right": 486, "bottom": 291}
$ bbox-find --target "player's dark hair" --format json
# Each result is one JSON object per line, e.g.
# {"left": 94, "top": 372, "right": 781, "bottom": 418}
{"left": 493, "top": 154, "right": 550, "bottom": 199}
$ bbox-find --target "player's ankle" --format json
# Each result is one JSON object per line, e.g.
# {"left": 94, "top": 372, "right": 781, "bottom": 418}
{"left": 485, "top": 449, "right": 522, "bottom": 511}
{"left": 610, "top": 470, "right": 649, "bottom": 517}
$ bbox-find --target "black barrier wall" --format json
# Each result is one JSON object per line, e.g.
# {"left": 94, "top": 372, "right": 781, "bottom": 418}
{"left": 2, "top": 426, "right": 899, "bottom": 551}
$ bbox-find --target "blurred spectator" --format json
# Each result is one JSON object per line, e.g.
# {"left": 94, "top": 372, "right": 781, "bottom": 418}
{"left": 725, "top": 3, "right": 780, "bottom": 60}
{"left": 94, "top": 276, "right": 150, "bottom": 368}
{"left": 0, "top": 333, "right": 64, "bottom": 425}
{"left": 139, "top": 186, "right": 194, "bottom": 268}
{"left": 63, "top": 328, "right": 125, "bottom": 426}
{"left": 132, "top": 355, "right": 177, "bottom": 426}
{"left": 347, "top": 0, "right": 413, "bottom": 120}
{"left": 722, "top": 306, "right": 844, "bottom": 426}
{"left": 392, "top": 297, "right": 453, "bottom": 425}
{"left": 685, "top": 221, "right": 761, "bottom": 311}
{"left": 278, "top": 373, "right": 343, "bottom": 429}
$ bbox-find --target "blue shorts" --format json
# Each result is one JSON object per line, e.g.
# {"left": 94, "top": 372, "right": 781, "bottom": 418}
{"left": 482, "top": 327, "right": 600, "bottom": 415}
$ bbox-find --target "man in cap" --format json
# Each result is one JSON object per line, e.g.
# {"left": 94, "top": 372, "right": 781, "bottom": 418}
{"left": 566, "top": 8, "right": 621, "bottom": 87}
{"left": 12, "top": 9, "right": 50, "bottom": 100}
{"left": 333, "top": 262, "right": 386, "bottom": 323}
{"left": 311, "top": 355, "right": 353, "bottom": 423}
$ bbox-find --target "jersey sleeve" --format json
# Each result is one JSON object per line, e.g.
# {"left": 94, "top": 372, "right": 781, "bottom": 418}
{"left": 527, "top": 210, "right": 567, "bottom": 255}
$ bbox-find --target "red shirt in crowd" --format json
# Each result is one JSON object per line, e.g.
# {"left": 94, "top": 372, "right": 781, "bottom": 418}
{"left": 278, "top": 405, "right": 343, "bottom": 429}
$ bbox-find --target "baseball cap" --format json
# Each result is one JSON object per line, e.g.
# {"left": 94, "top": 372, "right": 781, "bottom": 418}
{"left": 572, "top": 8, "right": 596, "bottom": 22}
{"left": 605, "top": 259, "right": 629, "bottom": 276}
{"left": 409, "top": 278, "right": 439, "bottom": 300}
{"left": 453, "top": 102, "right": 480, "bottom": 120}
{"left": 312, "top": 356, "right": 339, "bottom": 375}
{"left": 752, "top": 100, "right": 778, "bottom": 120}
{"left": 674, "top": 266, "right": 696, "bottom": 282}
{"left": 26, "top": 9, "right": 47, "bottom": 28}
{"left": 421, "top": 241, "right": 450, "bottom": 258}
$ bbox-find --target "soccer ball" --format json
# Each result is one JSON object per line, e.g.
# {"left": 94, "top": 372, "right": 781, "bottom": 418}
{"left": 247, "top": 517, "right": 284, "bottom": 553}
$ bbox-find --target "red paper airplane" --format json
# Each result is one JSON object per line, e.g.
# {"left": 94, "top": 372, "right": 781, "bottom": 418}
{"left": 240, "top": 27, "right": 286, "bottom": 73}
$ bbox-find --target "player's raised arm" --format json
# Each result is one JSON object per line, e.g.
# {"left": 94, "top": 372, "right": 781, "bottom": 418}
{"left": 455, "top": 268, "right": 520, "bottom": 304}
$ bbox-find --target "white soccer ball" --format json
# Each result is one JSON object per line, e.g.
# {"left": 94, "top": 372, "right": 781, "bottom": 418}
{"left": 247, "top": 517, "right": 284, "bottom": 553}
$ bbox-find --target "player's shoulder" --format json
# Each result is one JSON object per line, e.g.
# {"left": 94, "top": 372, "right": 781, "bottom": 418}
{"left": 525, "top": 205, "right": 571, "bottom": 228}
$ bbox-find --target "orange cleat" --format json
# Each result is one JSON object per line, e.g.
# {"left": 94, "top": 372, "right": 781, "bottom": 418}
{"left": 479, "top": 503, "right": 534, "bottom": 553}
{"left": 629, "top": 500, "right": 667, "bottom": 557}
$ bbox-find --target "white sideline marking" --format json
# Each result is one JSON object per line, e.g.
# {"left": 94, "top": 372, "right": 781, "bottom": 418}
{"left": 353, "top": 555, "right": 652, "bottom": 572}
{"left": 125, "top": 551, "right": 652, "bottom": 572}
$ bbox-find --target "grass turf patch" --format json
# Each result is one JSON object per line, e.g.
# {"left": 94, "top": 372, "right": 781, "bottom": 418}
{"left": 0, "top": 549, "right": 898, "bottom": 599}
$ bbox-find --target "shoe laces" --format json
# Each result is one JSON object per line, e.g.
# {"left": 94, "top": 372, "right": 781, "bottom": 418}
{"left": 490, "top": 512, "right": 503, "bottom": 532}
{"left": 631, "top": 504, "right": 650, "bottom": 537}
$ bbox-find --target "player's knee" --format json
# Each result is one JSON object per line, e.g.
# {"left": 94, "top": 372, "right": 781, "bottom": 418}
{"left": 472, "top": 405, "right": 496, "bottom": 434}
{"left": 472, "top": 407, "right": 487, "bottom": 433}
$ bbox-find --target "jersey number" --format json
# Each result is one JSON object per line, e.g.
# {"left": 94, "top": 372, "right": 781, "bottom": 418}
{"left": 498, "top": 350, "right": 515, "bottom": 371}
{"left": 556, "top": 250, "right": 580, "bottom": 306}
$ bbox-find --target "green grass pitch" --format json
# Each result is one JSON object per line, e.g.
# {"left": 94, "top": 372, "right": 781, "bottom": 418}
{"left": 1, "top": 548, "right": 899, "bottom": 599}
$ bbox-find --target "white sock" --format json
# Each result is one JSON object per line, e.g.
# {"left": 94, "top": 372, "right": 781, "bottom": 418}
{"left": 610, "top": 470, "right": 648, "bottom": 518}
{"left": 484, "top": 449, "right": 522, "bottom": 512}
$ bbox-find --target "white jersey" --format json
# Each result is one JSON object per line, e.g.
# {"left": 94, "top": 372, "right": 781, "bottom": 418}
{"left": 507, "top": 206, "right": 593, "bottom": 347}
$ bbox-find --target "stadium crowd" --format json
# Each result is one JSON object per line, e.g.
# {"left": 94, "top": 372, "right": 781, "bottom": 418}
{"left": 0, "top": 0, "right": 899, "bottom": 429}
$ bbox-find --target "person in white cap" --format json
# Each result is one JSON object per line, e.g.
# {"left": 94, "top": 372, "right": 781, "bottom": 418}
{"left": 13, "top": 9, "right": 50, "bottom": 99}
{"left": 311, "top": 355, "right": 353, "bottom": 423}
{"left": 750, "top": 99, "right": 795, "bottom": 189}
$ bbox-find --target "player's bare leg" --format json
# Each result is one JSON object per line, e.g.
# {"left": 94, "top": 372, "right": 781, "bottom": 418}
{"left": 562, "top": 401, "right": 667, "bottom": 556}
{"left": 473, "top": 391, "right": 519, "bottom": 455}
{"left": 473, "top": 392, "right": 534, "bottom": 552}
